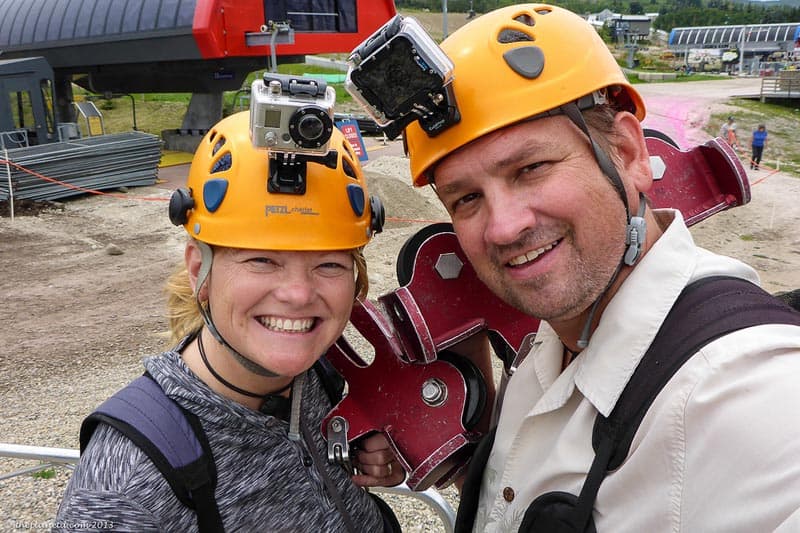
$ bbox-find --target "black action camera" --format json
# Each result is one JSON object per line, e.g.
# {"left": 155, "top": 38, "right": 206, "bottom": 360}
{"left": 345, "top": 15, "right": 459, "bottom": 139}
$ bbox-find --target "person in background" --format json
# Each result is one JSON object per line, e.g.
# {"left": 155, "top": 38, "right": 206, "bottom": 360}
{"left": 391, "top": 4, "right": 800, "bottom": 531}
{"left": 750, "top": 123, "right": 768, "bottom": 170}
{"left": 54, "top": 111, "right": 404, "bottom": 531}
{"left": 719, "top": 115, "right": 739, "bottom": 150}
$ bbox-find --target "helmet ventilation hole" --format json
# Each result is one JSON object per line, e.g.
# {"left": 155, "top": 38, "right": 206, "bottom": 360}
{"left": 212, "top": 136, "right": 226, "bottom": 156}
{"left": 498, "top": 28, "right": 533, "bottom": 44}
{"left": 534, "top": 7, "right": 552, "bottom": 15}
{"left": 210, "top": 151, "right": 232, "bottom": 173}
{"left": 341, "top": 139, "right": 357, "bottom": 159}
{"left": 513, "top": 14, "right": 535, "bottom": 26}
{"left": 342, "top": 157, "right": 358, "bottom": 180}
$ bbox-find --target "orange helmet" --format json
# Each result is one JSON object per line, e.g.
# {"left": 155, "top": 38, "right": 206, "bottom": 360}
{"left": 405, "top": 4, "right": 646, "bottom": 186}
{"left": 169, "top": 111, "right": 382, "bottom": 250}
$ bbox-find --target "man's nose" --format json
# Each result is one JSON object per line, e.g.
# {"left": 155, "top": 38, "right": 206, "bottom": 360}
{"left": 483, "top": 189, "right": 536, "bottom": 246}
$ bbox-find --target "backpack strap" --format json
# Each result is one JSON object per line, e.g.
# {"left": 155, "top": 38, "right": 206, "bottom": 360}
{"left": 568, "top": 276, "right": 800, "bottom": 531}
{"left": 80, "top": 374, "right": 224, "bottom": 533}
{"left": 454, "top": 426, "right": 498, "bottom": 532}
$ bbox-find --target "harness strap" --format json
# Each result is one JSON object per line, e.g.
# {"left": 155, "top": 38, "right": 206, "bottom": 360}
{"left": 300, "top": 420, "right": 359, "bottom": 533}
{"left": 453, "top": 426, "right": 497, "bottom": 532}
{"left": 80, "top": 374, "right": 224, "bottom": 532}
{"left": 573, "top": 276, "right": 800, "bottom": 530}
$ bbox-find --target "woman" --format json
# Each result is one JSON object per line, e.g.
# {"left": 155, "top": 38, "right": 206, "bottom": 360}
{"left": 54, "top": 111, "right": 404, "bottom": 531}
{"left": 750, "top": 123, "right": 768, "bottom": 170}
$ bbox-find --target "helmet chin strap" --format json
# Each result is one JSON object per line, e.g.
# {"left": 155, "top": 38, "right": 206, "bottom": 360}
{"left": 559, "top": 103, "right": 647, "bottom": 349}
{"left": 194, "top": 241, "right": 281, "bottom": 378}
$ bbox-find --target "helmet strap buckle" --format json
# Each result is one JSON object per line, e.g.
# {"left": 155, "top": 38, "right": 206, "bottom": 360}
{"left": 624, "top": 198, "right": 647, "bottom": 266}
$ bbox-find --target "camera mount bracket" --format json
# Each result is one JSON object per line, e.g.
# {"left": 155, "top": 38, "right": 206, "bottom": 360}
{"left": 263, "top": 73, "right": 329, "bottom": 98}
{"left": 267, "top": 149, "right": 338, "bottom": 195}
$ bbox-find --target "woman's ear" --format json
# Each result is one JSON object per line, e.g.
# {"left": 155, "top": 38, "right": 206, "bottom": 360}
{"left": 185, "top": 240, "right": 206, "bottom": 301}
{"left": 613, "top": 112, "right": 653, "bottom": 195}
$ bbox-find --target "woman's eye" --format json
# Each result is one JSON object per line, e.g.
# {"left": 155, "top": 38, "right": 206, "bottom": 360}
{"left": 319, "top": 262, "right": 347, "bottom": 271}
{"left": 317, "top": 262, "right": 351, "bottom": 276}
{"left": 248, "top": 257, "right": 276, "bottom": 266}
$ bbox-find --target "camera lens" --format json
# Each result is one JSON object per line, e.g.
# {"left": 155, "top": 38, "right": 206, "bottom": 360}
{"left": 289, "top": 106, "right": 333, "bottom": 150}
{"left": 297, "top": 114, "right": 324, "bottom": 141}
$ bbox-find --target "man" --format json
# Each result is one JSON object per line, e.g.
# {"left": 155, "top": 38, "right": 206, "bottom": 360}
{"left": 397, "top": 5, "right": 800, "bottom": 532}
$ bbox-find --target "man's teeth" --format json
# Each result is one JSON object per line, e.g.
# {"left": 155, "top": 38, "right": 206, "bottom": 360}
{"left": 260, "top": 317, "right": 314, "bottom": 332}
{"left": 508, "top": 241, "right": 557, "bottom": 266}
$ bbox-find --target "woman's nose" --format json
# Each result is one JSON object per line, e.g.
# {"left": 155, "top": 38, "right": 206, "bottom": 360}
{"left": 273, "top": 269, "right": 316, "bottom": 305}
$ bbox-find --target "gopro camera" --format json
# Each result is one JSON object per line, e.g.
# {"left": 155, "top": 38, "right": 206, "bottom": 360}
{"left": 249, "top": 73, "right": 336, "bottom": 156}
{"left": 345, "top": 15, "right": 459, "bottom": 140}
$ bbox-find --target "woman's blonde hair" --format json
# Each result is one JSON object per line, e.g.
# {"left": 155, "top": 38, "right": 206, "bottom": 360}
{"left": 164, "top": 246, "right": 369, "bottom": 346}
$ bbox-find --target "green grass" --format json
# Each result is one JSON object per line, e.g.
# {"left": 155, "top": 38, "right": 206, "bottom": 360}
{"left": 628, "top": 73, "right": 724, "bottom": 84}
{"left": 77, "top": 62, "right": 352, "bottom": 136}
{"left": 32, "top": 467, "right": 56, "bottom": 479}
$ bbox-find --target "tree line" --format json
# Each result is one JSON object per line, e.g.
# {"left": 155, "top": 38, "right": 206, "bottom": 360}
{"left": 395, "top": 1, "right": 800, "bottom": 30}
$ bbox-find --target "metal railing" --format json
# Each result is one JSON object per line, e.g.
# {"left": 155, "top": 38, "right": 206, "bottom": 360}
{"left": 760, "top": 74, "right": 800, "bottom": 101}
{"left": 0, "top": 442, "right": 456, "bottom": 532}
{"left": 0, "top": 443, "right": 78, "bottom": 481}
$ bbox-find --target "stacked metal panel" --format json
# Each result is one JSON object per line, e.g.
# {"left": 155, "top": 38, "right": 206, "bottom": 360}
{"left": 0, "top": 132, "right": 161, "bottom": 202}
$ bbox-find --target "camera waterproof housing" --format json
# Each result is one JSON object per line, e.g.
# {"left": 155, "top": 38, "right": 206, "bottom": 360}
{"left": 249, "top": 73, "right": 336, "bottom": 156}
{"left": 345, "top": 15, "right": 459, "bottom": 140}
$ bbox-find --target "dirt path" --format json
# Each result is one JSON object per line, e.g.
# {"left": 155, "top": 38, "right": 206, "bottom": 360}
{"left": 0, "top": 78, "right": 798, "bottom": 530}
{"left": 637, "top": 77, "right": 763, "bottom": 146}
{"left": 636, "top": 77, "right": 799, "bottom": 293}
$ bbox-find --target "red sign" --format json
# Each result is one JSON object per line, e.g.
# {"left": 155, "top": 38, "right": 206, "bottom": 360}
{"left": 336, "top": 119, "right": 368, "bottom": 162}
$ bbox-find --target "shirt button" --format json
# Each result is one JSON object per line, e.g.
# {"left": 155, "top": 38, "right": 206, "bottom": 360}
{"left": 303, "top": 455, "right": 313, "bottom": 467}
{"left": 503, "top": 486, "right": 515, "bottom": 502}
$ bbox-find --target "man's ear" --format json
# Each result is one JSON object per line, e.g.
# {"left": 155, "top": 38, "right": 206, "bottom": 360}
{"left": 613, "top": 112, "right": 653, "bottom": 195}
{"left": 185, "top": 240, "right": 206, "bottom": 301}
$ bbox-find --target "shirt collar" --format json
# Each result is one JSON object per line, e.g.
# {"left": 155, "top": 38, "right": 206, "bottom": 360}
{"left": 573, "top": 210, "right": 697, "bottom": 417}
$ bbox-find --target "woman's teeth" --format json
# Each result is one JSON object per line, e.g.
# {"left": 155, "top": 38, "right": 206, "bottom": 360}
{"left": 260, "top": 317, "right": 314, "bottom": 332}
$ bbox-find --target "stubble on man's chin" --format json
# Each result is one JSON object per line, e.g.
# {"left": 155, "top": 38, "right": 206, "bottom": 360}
{"left": 486, "top": 254, "right": 617, "bottom": 323}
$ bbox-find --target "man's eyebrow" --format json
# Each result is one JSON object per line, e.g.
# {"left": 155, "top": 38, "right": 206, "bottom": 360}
{"left": 434, "top": 133, "right": 557, "bottom": 196}
{"left": 434, "top": 180, "right": 462, "bottom": 198}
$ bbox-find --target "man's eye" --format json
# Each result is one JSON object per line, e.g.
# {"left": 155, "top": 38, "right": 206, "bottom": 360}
{"left": 520, "top": 162, "right": 543, "bottom": 175}
{"left": 453, "top": 192, "right": 480, "bottom": 211}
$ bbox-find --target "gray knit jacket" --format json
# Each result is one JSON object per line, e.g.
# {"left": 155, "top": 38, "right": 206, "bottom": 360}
{"left": 54, "top": 339, "right": 387, "bottom": 532}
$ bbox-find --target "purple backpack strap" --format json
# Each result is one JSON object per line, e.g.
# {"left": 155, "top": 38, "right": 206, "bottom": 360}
{"left": 80, "top": 374, "right": 224, "bottom": 532}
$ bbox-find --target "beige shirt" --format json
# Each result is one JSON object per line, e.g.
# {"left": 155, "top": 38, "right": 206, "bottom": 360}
{"left": 476, "top": 210, "right": 800, "bottom": 532}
